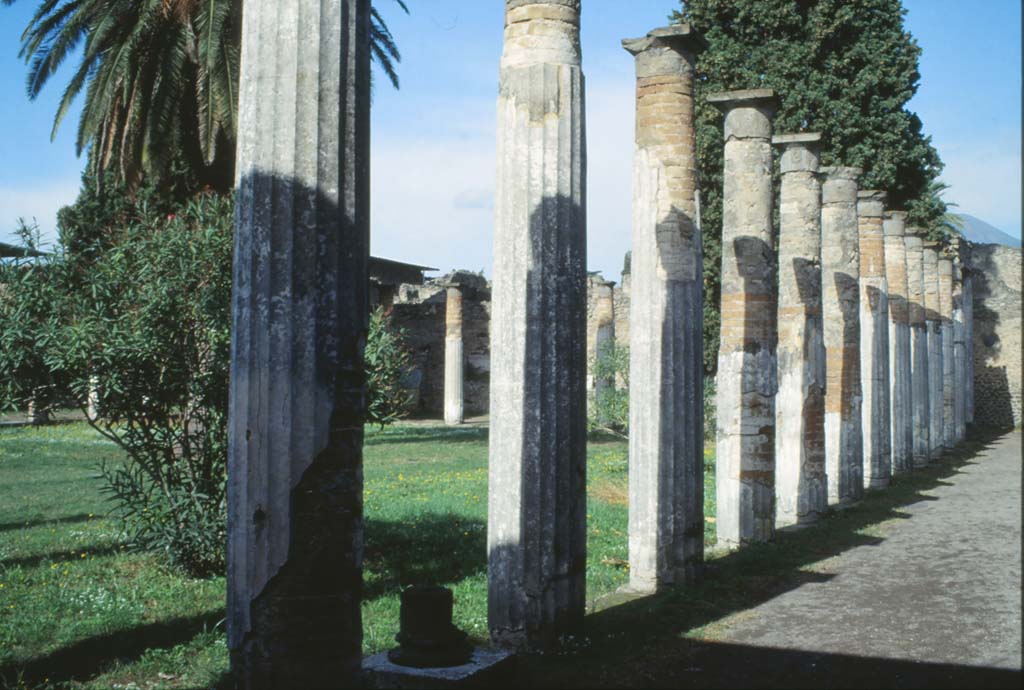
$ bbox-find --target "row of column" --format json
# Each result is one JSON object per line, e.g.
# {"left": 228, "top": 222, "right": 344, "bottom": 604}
{"left": 709, "top": 91, "right": 975, "bottom": 548}
{"left": 225, "top": 2, "right": 976, "bottom": 683}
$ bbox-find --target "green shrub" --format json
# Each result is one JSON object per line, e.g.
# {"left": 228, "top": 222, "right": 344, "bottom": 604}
{"left": 365, "top": 305, "right": 415, "bottom": 427}
{"left": 589, "top": 341, "right": 629, "bottom": 437}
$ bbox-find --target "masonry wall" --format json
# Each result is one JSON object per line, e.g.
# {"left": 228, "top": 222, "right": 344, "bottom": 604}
{"left": 971, "top": 243, "right": 1022, "bottom": 428}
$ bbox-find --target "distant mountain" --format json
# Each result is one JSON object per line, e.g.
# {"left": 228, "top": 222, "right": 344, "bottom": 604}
{"left": 955, "top": 214, "right": 1021, "bottom": 247}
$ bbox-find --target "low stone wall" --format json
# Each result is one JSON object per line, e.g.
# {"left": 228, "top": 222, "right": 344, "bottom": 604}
{"left": 971, "top": 243, "right": 1022, "bottom": 428}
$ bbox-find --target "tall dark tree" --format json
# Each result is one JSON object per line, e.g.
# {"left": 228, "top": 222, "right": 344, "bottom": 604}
{"left": 4, "top": 0, "right": 407, "bottom": 192}
{"left": 672, "top": 0, "right": 948, "bottom": 374}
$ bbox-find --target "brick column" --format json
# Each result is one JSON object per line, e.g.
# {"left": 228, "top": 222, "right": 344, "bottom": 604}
{"left": 883, "top": 211, "right": 912, "bottom": 474}
{"left": 622, "top": 24, "right": 706, "bottom": 591}
{"left": 707, "top": 89, "right": 777, "bottom": 546}
{"left": 444, "top": 285, "right": 464, "bottom": 425}
{"left": 938, "top": 251, "right": 955, "bottom": 448}
{"left": 489, "top": 0, "right": 587, "bottom": 650}
{"left": 922, "top": 240, "right": 943, "bottom": 461}
{"left": 227, "top": 0, "right": 370, "bottom": 685}
{"left": 905, "top": 228, "right": 930, "bottom": 468}
{"left": 821, "top": 166, "right": 863, "bottom": 504}
{"left": 772, "top": 133, "right": 826, "bottom": 527}
{"left": 857, "top": 190, "right": 891, "bottom": 489}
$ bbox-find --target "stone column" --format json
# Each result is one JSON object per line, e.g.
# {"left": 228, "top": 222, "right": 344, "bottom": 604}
{"left": 857, "top": 190, "right": 891, "bottom": 489}
{"left": 951, "top": 246, "right": 966, "bottom": 443}
{"left": 938, "top": 251, "right": 955, "bottom": 448}
{"left": 961, "top": 242, "right": 975, "bottom": 426}
{"left": 707, "top": 89, "right": 777, "bottom": 547}
{"left": 883, "top": 211, "right": 912, "bottom": 474}
{"left": 86, "top": 376, "right": 100, "bottom": 419}
{"left": 905, "top": 229, "right": 930, "bottom": 468}
{"left": 444, "top": 285, "right": 465, "bottom": 425}
{"left": 588, "top": 276, "right": 615, "bottom": 421}
{"left": 923, "top": 240, "right": 944, "bottom": 461}
{"left": 772, "top": 133, "right": 826, "bottom": 527}
{"left": 489, "top": 0, "right": 587, "bottom": 649}
{"left": 227, "top": 0, "right": 370, "bottom": 686}
{"left": 622, "top": 24, "right": 706, "bottom": 592}
{"left": 820, "top": 166, "right": 864, "bottom": 504}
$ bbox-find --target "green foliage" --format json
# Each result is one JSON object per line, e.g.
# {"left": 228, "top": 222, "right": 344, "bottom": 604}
{"left": 673, "top": 0, "right": 948, "bottom": 373}
{"left": 703, "top": 375, "right": 717, "bottom": 442}
{"left": 4, "top": 0, "right": 407, "bottom": 191}
{"left": 365, "top": 305, "right": 415, "bottom": 427}
{"left": 589, "top": 341, "right": 630, "bottom": 436}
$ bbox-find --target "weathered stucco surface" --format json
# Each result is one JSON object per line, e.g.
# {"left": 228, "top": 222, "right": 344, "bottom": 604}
{"left": 923, "top": 242, "right": 944, "bottom": 460}
{"left": 905, "top": 231, "right": 930, "bottom": 468}
{"left": 971, "top": 244, "right": 1022, "bottom": 428}
{"left": 883, "top": 212, "right": 912, "bottom": 473}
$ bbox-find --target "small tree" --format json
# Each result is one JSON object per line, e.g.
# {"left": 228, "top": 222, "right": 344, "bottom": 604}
{"left": 365, "top": 305, "right": 415, "bottom": 427}
{"left": 589, "top": 341, "right": 630, "bottom": 437}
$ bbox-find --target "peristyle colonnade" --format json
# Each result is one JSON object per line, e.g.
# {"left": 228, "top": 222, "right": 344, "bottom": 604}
{"left": 225, "top": 1, "right": 976, "bottom": 685}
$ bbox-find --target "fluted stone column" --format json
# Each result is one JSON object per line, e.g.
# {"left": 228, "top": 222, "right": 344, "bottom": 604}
{"left": 883, "top": 211, "right": 912, "bottom": 474}
{"left": 923, "top": 240, "right": 944, "bottom": 461}
{"left": 708, "top": 89, "right": 777, "bottom": 546}
{"left": 821, "top": 166, "right": 863, "bottom": 504}
{"left": 857, "top": 190, "right": 891, "bottom": 489}
{"left": 951, "top": 247, "right": 966, "bottom": 443}
{"left": 489, "top": 0, "right": 587, "bottom": 649}
{"left": 962, "top": 242, "right": 975, "bottom": 426}
{"left": 622, "top": 24, "right": 706, "bottom": 592}
{"left": 87, "top": 376, "right": 100, "bottom": 419}
{"left": 905, "top": 229, "right": 930, "bottom": 468}
{"left": 444, "top": 286, "right": 465, "bottom": 425}
{"left": 938, "top": 251, "right": 955, "bottom": 448}
{"left": 227, "top": 0, "right": 370, "bottom": 685}
{"left": 772, "top": 133, "right": 826, "bottom": 527}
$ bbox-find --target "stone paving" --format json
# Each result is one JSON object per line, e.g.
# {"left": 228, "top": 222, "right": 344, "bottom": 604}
{"left": 716, "top": 430, "right": 1022, "bottom": 671}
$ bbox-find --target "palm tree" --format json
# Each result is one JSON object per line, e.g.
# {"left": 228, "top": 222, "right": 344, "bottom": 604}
{"left": 3, "top": 0, "right": 408, "bottom": 192}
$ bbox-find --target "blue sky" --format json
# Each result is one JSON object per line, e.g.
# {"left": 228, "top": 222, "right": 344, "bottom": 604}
{"left": 0, "top": 0, "right": 1020, "bottom": 279}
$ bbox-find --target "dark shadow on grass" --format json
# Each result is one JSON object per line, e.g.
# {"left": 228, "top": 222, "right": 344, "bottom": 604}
{"left": 363, "top": 426, "right": 489, "bottom": 447}
{"left": 1, "top": 543, "right": 124, "bottom": 570}
{"left": 363, "top": 513, "right": 487, "bottom": 601}
{"left": 0, "top": 610, "right": 225, "bottom": 686}
{"left": 0, "top": 513, "right": 94, "bottom": 533}
{"left": 507, "top": 427, "right": 1018, "bottom": 688}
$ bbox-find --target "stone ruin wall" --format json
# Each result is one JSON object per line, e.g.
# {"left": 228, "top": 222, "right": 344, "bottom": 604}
{"left": 970, "top": 243, "right": 1022, "bottom": 428}
{"left": 389, "top": 273, "right": 490, "bottom": 417}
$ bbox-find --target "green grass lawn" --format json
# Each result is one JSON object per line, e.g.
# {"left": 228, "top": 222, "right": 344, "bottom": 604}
{"left": 0, "top": 421, "right": 715, "bottom": 689}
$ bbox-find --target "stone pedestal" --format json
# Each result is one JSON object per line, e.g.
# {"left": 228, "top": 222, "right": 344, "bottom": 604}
{"left": 857, "top": 190, "right": 891, "bottom": 489}
{"left": 622, "top": 24, "right": 706, "bottom": 591}
{"left": 444, "top": 286, "right": 465, "bottom": 426}
{"left": 905, "top": 230, "right": 930, "bottom": 468}
{"left": 820, "top": 167, "right": 863, "bottom": 504}
{"left": 772, "top": 133, "right": 826, "bottom": 527}
{"left": 922, "top": 241, "right": 943, "bottom": 461}
{"left": 707, "top": 89, "right": 778, "bottom": 547}
{"left": 883, "top": 211, "right": 912, "bottom": 474}
{"left": 488, "top": 0, "right": 587, "bottom": 650}
{"left": 938, "top": 253, "right": 955, "bottom": 448}
{"left": 227, "top": 0, "right": 371, "bottom": 686}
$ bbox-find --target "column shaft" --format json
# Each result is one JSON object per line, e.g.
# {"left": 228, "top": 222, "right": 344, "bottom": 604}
{"left": 905, "top": 231, "right": 930, "bottom": 468}
{"left": 444, "top": 286, "right": 465, "bottom": 425}
{"left": 821, "top": 167, "right": 864, "bottom": 504}
{"left": 857, "top": 191, "right": 891, "bottom": 488}
{"left": 773, "top": 133, "right": 826, "bottom": 527}
{"left": 923, "top": 242, "right": 943, "bottom": 460}
{"left": 227, "top": 0, "right": 370, "bottom": 685}
{"left": 938, "top": 254, "right": 955, "bottom": 447}
{"left": 883, "top": 212, "right": 912, "bottom": 473}
{"left": 708, "top": 89, "right": 777, "bottom": 546}
{"left": 952, "top": 254, "right": 966, "bottom": 442}
{"left": 488, "top": 0, "right": 587, "bottom": 649}
{"left": 623, "top": 25, "right": 705, "bottom": 592}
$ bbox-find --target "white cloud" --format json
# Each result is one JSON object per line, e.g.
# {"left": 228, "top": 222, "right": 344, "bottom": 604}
{"left": 0, "top": 179, "right": 80, "bottom": 249}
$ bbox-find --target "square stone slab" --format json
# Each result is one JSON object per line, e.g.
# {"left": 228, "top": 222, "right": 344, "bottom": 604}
{"left": 363, "top": 648, "right": 516, "bottom": 689}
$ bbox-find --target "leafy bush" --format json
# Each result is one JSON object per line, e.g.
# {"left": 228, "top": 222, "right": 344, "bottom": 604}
{"left": 365, "top": 305, "right": 415, "bottom": 427}
{"left": 29, "top": 193, "right": 233, "bottom": 577}
{"left": 589, "top": 341, "right": 629, "bottom": 437}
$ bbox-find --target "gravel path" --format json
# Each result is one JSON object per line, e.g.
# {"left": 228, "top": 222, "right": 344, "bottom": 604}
{"left": 717, "top": 430, "right": 1022, "bottom": 671}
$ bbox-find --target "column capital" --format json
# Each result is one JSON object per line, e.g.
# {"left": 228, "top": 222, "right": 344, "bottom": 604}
{"left": 772, "top": 132, "right": 822, "bottom": 173}
{"left": 707, "top": 89, "right": 777, "bottom": 140}
{"left": 857, "top": 190, "right": 887, "bottom": 217}
{"left": 503, "top": 0, "right": 580, "bottom": 68}
{"left": 883, "top": 211, "right": 908, "bottom": 236}
{"left": 821, "top": 165, "right": 863, "bottom": 180}
{"left": 622, "top": 24, "right": 707, "bottom": 61}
